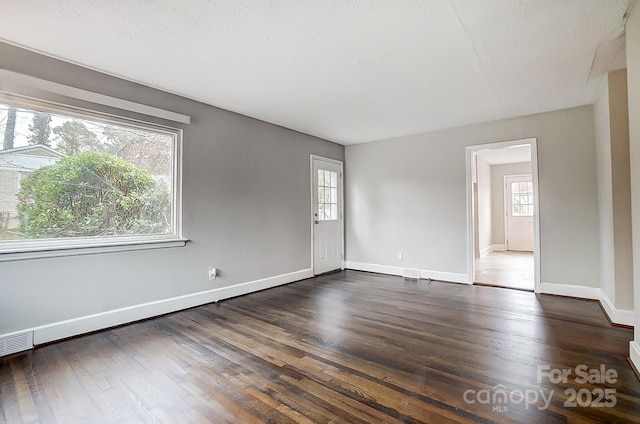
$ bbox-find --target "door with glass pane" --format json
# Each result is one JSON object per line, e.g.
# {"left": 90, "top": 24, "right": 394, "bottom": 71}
{"left": 505, "top": 174, "right": 534, "bottom": 251}
{"left": 312, "top": 156, "right": 343, "bottom": 274}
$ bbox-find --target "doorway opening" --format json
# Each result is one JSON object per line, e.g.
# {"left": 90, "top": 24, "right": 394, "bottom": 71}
{"left": 465, "top": 139, "right": 540, "bottom": 292}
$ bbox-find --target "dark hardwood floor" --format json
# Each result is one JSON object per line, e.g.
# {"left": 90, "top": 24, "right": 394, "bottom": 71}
{"left": 1, "top": 270, "right": 639, "bottom": 423}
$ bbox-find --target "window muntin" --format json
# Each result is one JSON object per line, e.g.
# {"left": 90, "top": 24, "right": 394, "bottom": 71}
{"left": 317, "top": 169, "right": 338, "bottom": 221}
{"left": 0, "top": 98, "right": 181, "bottom": 252}
{"left": 511, "top": 181, "right": 533, "bottom": 216}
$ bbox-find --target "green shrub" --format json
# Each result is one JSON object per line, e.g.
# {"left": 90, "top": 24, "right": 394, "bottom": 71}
{"left": 17, "top": 151, "right": 170, "bottom": 238}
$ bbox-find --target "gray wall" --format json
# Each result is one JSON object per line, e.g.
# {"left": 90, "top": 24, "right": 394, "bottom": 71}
{"left": 490, "top": 162, "right": 532, "bottom": 246}
{"left": 596, "top": 75, "right": 615, "bottom": 304}
{"left": 595, "top": 69, "right": 633, "bottom": 311}
{"left": 345, "top": 105, "right": 601, "bottom": 287}
{"left": 0, "top": 42, "right": 344, "bottom": 335}
{"left": 627, "top": 3, "right": 640, "bottom": 344}
{"left": 609, "top": 70, "right": 633, "bottom": 311}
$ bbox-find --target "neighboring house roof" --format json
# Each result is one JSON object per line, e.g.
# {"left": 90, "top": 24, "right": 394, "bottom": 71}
{"left": 0, "top": 145, "right": 64, "bottom": 172}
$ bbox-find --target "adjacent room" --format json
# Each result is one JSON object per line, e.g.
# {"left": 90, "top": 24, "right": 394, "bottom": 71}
{"left": 1, "top": 1, "right": 640, "bottom": 423}
{"left": 472, "top": 143, "right": 535, "bottom": 291}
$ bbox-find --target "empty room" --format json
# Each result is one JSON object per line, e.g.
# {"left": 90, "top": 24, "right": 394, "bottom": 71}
{"left": 2, "top": 1, "right": 640, "bottom": 423}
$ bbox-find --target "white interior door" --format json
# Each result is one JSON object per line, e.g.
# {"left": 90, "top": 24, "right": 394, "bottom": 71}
{"left": 506, "top": 175, "right": 534, "bottom": 251}
{"left": 312, "top": 156, "right": 343, "bottom": 275}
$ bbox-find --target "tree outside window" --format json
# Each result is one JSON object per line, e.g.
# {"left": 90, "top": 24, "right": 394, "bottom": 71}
{"left": 0, "top": 102, "right": 177, "bottom": 243}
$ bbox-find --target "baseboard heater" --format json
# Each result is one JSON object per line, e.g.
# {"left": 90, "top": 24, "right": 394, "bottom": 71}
{"left": 0, "top": 331, "right": 34, "bottom": 357}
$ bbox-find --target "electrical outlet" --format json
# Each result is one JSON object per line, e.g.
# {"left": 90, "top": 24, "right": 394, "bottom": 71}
{"left": 208, "top": 268, "right": 217, "bottom": 280}
{"left": 397, "top": 252, "right": 403, "bottom": 261}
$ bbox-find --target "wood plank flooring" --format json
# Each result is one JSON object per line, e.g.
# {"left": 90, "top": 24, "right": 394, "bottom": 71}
{"left": 1, "top": 270, "right": 639, "bottom": 423}
{"left": 475, "top": 251, "right": 534, "bottom": 291}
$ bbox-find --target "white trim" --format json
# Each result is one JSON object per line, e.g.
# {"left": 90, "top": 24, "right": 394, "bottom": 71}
{"left": 465, "top": 138, "right": 540, "bottom": 291}
{"left": 0, "top": 238, "right": 188, "bottom": 262}
{"left": 630, "top": 341, "right": 640, "bottom": 372}
{"left": 532, "top": 141, "right": 541, "bottom": 293}
{"left": 0, "top": 98, "right": 184, "bottom": 259}
{"left": 345, "top": 261, "right": 469, "bottom": 284}
{"left": 538, "top": 281, "right": 601, "bottom": 300}
{"left": 420, "top": 269, "right": 470, "bottom": 284}
{"left": 345, "top": 261, "right": 404, "bottom": 276}
{"left": 480, "top": 245, "right": 492, "bottom": 258}
{"left": 540, "top": 283, "right": 634, "bottom": 327}
{"left": 599, "top": 289, "right": 635, "bottom": 326}
{"left": 491, "top": 244, "right": 506, "bottom": 252}
{"left": 0, "top": 69, "right": 191, "bottom": 124}
{"left": 310, "top": 155, "right": 345, "bottom": 275}
{"left": 3, "top": 268, "right": 313, "bottom": 345}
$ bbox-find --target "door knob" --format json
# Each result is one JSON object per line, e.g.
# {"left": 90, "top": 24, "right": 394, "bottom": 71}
{"left": 314, "top": 220, "right": 319, "bottom": 224}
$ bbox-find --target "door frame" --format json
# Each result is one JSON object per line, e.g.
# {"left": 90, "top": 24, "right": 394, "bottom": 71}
{"left": 465, "top": 138, "right": 541, "bottom": 293}
{"left": 504, "top": 173, "right": 534, "bottom": 252}
{"left": 310, "top": 154, "right": 344, "bottom": 274}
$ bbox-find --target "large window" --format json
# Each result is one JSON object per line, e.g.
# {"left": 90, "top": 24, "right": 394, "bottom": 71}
{"left": 0, "top": 96, "right": 182, "bottom": 254}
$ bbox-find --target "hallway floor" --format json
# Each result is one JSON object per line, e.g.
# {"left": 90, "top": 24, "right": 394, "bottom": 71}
{"left": 474, "top": 250, "right": 534, "bottom": 291}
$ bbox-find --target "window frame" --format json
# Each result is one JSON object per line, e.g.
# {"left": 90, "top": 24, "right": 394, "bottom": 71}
{"left": 317, "top": 169, "right": 339, "bottom": 221}
{"left": 510, "top": 180, "right": 534, "bottom": 217}
{"left": 0, "top": 93, "right": 186, "bottom": 261}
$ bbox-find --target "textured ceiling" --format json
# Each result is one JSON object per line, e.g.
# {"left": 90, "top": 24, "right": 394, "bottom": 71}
{"left": 0, "top": 0, "right": 632, "bottom": 145}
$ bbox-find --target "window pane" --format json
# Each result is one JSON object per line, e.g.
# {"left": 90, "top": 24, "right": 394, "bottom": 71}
{"left": 0, "top": 102, "right": 176, "bottom": 243}
{"left": 318, "top": 170, "right": 325, "bottom": 186}
{"left": 330, "top": 171, "right": 337, "bottom": 188}
{"left": 318, "top": 204, "right": 325, "bottom": 220}
{"left": 318, "top": 187, "right": 325, "bottom": 205}
{"left": 331, "top": 204, "right": 338, "bottom": 220}
{"left": 330, "top": 188, "right": 337, "bottom": 203}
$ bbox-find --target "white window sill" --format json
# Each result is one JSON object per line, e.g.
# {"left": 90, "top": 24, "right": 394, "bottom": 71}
{"left": 0, "top": 238, "right": 188, "bottom": 262}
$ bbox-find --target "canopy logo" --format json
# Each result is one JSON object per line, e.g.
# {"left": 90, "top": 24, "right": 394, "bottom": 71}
{"left": 462, "top": 385, "right": 552, "bottom": 412}
{"left": 462, "top": 364, "right": 618, "bottom": 413}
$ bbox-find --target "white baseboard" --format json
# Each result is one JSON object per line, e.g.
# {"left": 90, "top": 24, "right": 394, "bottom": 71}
{"left": 630, "top": 341, "right": 640, "bottom": 372}
{"left": 344, "top": 261, "right": 404, "bottom": 277}
{"left": 538, "top": 281, "right": 601, "bottom": 300}
{"left": 345, "top": 261, "right": 470, "bottom": 284}
{"left": 491, "top": 244, "right": 506, "bottom": 252}
{"left": 599, "top": 290, "right": 635, "bottom": 327}
{"left": 23, "top": 268, "right": 313, "bottom": 345}
{"left": 539, "top": 282, "right": 634, "bottom": 327}
{"left": 420, "top": 269, "right": 469, "bottom": 284}
{"left": 480, "top": 246, "right": 492, "bottom": 258}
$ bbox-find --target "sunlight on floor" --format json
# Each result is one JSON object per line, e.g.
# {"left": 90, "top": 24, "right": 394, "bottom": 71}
{"left": 475, "top": 251, "right": 534, "bottom": 291}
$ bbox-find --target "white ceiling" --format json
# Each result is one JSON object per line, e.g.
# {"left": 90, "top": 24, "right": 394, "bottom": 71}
{"left": 476, "top": 144, "right": 531, "bottom": 165}
{"left": 0, "top": 0, "right": 632, "bottom": 145}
